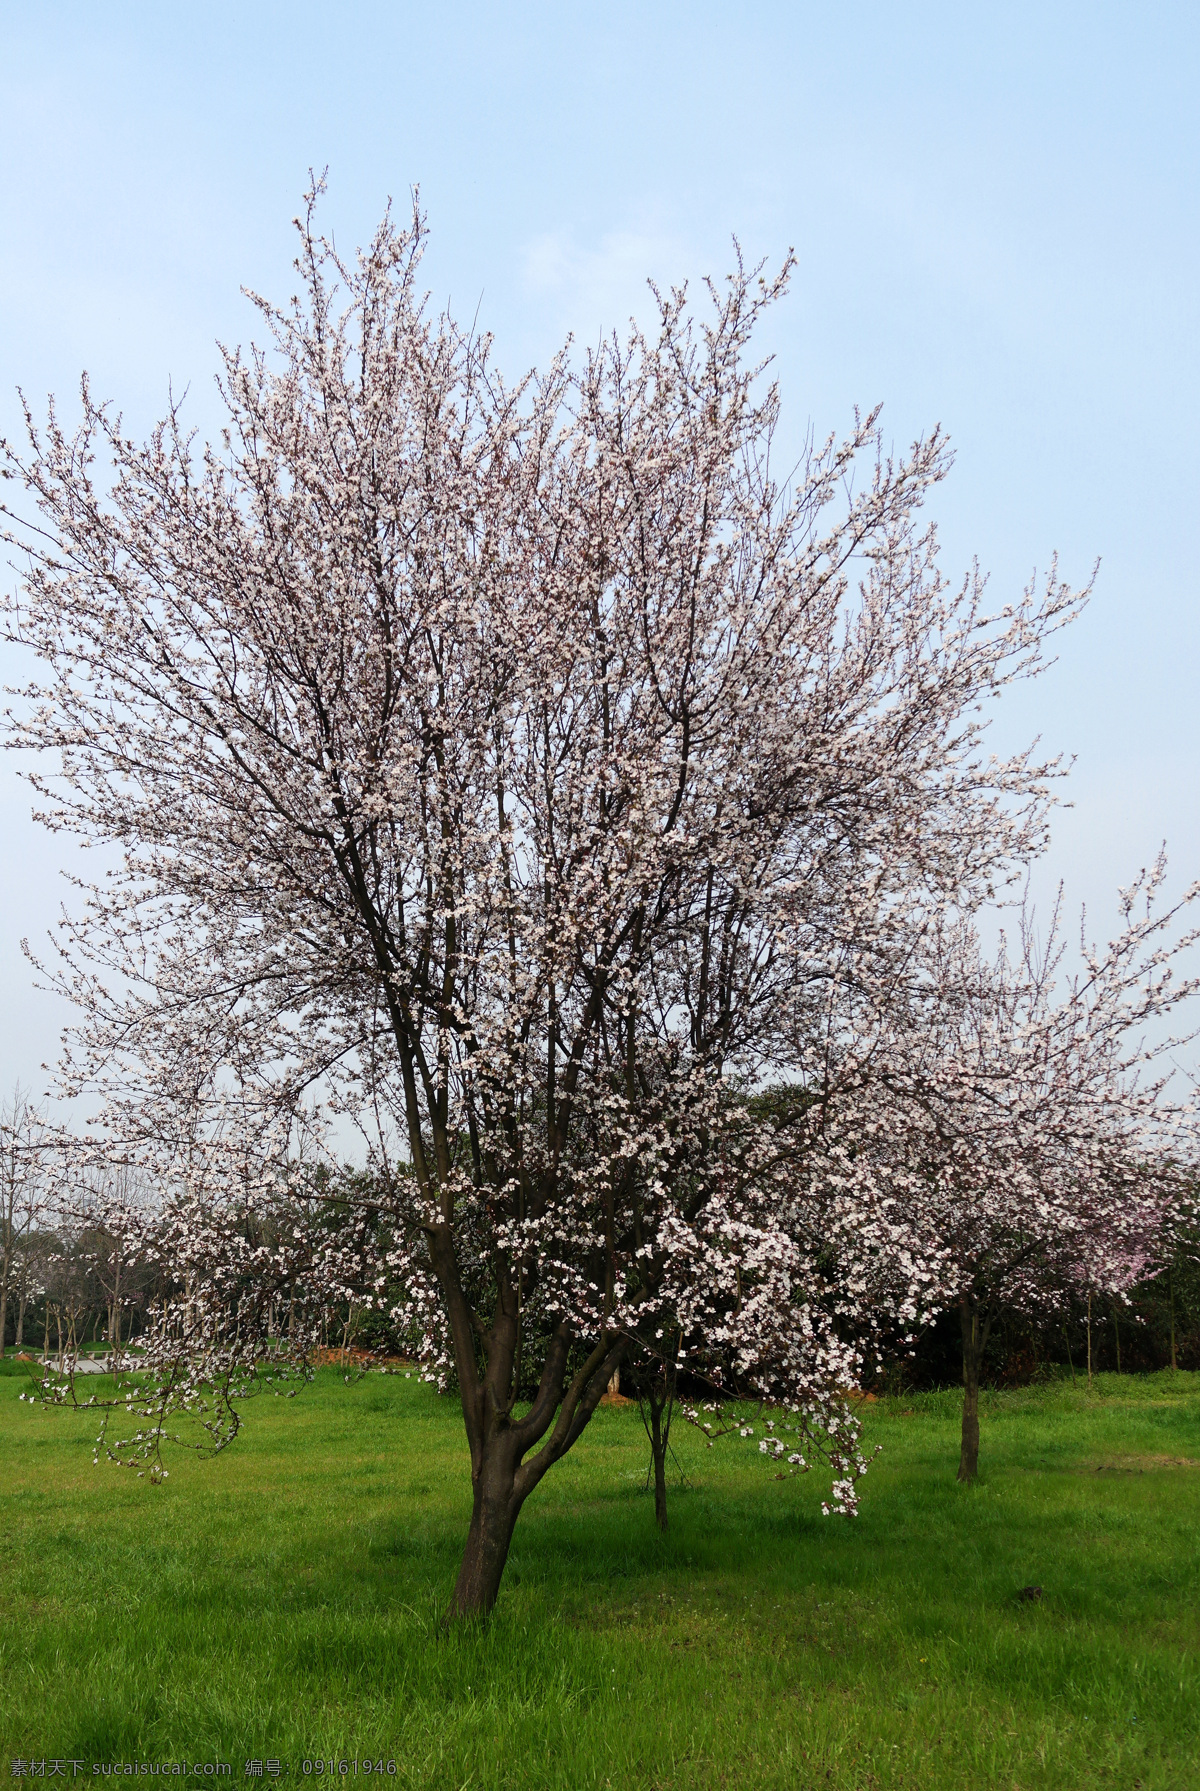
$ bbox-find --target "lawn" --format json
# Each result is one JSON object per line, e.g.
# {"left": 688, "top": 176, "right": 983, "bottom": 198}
{"left": 1, "top": 1362, "right": 1197, "bottom": 1790}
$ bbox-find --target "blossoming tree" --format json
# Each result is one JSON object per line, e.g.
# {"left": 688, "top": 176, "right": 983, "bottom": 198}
{"left": 807, "top": 871, "right": 1198, "bottom": 1482}
{"left": 2, "top": 189, "right": 1089, "bottom": 1616}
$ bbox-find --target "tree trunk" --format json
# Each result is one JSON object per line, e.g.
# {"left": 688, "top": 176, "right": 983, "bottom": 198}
{"left": 1169, "top": 1267, "right": 1178, "bottom": 1371}
{"left": 958, "top": 1296, "right": 987, "bottom": 1484}
{"left": 635, "top": 1356, "right": 679, "bottom": 1531}
{"left": 440, "top": 1327, "right": 628, "bottom": 1623}
{"left": 1113, "top": 1306, "right": 1121, "bottom": 1375}
{"left": 1063, "top": 1323, "right": 1076, "bottom": 1384}
{"left": 650, "top": 1401, "right": 669, "bottom": 1531}
{"left": 1086, "top": 1287, "right": 1093, "bottom": 1389}
{"left": 446, "top": 1436, "right": 523, "bottom": 1621}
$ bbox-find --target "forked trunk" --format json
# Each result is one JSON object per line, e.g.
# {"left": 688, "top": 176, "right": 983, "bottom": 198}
{"left": 446, "top": 1436, "right": 523, "bottom": 1622}
{"left": 957, "top": 1296, "right": 986, "bottom": 1484}
{"left": 650, "top": 1401, "right": 669, "bottom": 1532}
{"left": 638, "top": 1361, "right": 677, "bottom": 1532}
{"left": 442, "top": 1337, "right": 627, "bottom": 1621}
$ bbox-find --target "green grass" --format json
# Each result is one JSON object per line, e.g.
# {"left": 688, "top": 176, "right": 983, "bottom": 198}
{"left": 1, "top": 1364, "right": 1198, "bottom": 1790}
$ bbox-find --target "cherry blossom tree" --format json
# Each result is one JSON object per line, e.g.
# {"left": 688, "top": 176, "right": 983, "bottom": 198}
{"left": 807, "top": 867, "right": 1199, "bottom": 1482}
{"left": 2, "top": 187, "right": 1091, "bottom": 1617}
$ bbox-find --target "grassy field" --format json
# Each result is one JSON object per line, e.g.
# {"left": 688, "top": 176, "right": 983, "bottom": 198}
{"left": 1, "top": 1361, "right": 1197, "bottom": 1790}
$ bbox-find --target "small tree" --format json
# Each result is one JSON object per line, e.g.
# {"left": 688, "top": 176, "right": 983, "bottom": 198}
{"left": 4, "top": 190, "right": 1089, "bottom": 1617}
{"left": 814, "top": 876, "right": 1198, "bottom": 1482}
{"left": 0, "top": 1087, "right": 48, "bottom": 1357}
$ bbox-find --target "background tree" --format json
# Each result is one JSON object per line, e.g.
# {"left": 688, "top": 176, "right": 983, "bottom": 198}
{"left": 812, "top": 873, "right": 1198, "bottom": 1483}
{"left": 0, "top": 1087, "right": 49, "bottom": 1357}
{"left": 76, "top": 1161, "right": 149, "bottom": 1355}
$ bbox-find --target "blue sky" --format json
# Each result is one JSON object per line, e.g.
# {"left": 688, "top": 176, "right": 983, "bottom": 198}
{"left": 1, "top": 1, "right": 1197, "bottom": 1095}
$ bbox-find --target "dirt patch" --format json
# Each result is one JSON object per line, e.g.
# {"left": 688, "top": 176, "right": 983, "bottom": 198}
{"left": 312, "top": 1347, "right": 416, "bottom": 1370}
{"left": 1086, "top": 1454, "right": 1200, "bottom": 1473}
